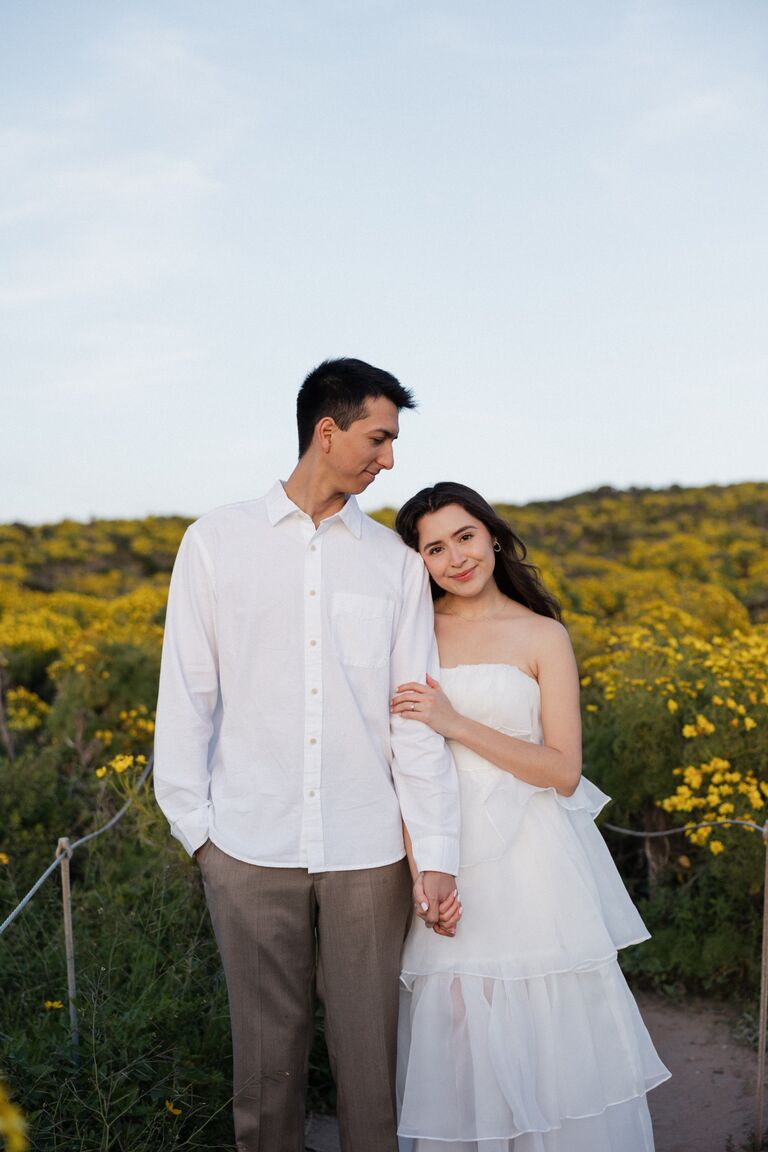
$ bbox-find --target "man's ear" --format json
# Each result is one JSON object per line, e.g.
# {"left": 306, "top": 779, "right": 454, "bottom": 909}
{"left": 316, "top": 417, "right": 336, "bottom": 454}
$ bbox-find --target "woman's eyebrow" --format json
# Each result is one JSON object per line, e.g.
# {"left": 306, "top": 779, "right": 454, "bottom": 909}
{"left": 421, "top": 524, "right": 477, "bottom": 549}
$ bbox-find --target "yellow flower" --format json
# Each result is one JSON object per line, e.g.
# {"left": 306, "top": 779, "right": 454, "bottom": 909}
{"left": 108, "top": 754, "right": 135, "bottom": 775}
{"left": 5, "top": 687, "right": 50, "bottom": 732}
{"left": 44, "top": 1000, "right": 63, "bottom": 1010}
{"left": 0, "top": 853, "right": 9, "bottom": 866}
{"left": 678, "top": 855, "right": 691, "bottom": 869}
{"left": 709, "top": 840, "right": 725, "bottom": 855}
{"left": 667, "top": 699, "right": 679, "bottom": 713}
{"left": 682, "top": 724, "right": 697, "bottom": 739}
{"left": 95, "top": 767, "right": 107, "bottom": 779}
{"left": 745, "top": 716, "right": 757, "bottom": 731}
{"left": 0, "top": 1080, "right": 28, "bottom": 1152}
{"left": 165, "top": 1100, "right": 182, "bottom": 1116}
{"left": 586, "top": 704, "right": 598, "bottom": 713}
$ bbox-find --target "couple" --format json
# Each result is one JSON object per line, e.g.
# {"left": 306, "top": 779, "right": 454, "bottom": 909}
{"left": 154, "top": 358, "right": 668, "bottom": 1152}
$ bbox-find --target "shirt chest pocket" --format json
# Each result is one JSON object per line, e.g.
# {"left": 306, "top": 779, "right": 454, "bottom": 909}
{"left": 331, "top": 593, "right": 394, "bottom": 669}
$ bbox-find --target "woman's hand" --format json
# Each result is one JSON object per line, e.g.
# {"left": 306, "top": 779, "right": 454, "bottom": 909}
{"left": 391, "top": 674, "right": 461, "bottom": 739}
{"left": 413, "top": 872, "right": 462, "bottom": 937}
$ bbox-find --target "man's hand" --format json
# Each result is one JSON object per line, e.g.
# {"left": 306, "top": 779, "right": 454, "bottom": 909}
{"left": 419, "top": 870, "right": 459, "bottom": 931}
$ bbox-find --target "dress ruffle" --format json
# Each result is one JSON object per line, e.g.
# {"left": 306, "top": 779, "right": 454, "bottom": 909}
{"left": 461, "top": 766, "right": 609, "bottom": 865}
{"left": 398, "top": 963, "right": 668, "bottom": 1150}
{"left": 402, "top": 781, "right": 649, "bottom": 982}
{"left": 398, "top": 1094, "right": 656, "bottom": 1152}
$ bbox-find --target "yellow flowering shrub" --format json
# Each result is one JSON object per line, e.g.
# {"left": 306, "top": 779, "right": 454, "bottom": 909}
{"left": 1, "top": 484, "right": 767, "bottom": 1000}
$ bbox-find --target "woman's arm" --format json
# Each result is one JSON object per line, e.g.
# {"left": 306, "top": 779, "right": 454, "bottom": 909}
{"left": 392, "top": 622, "right": 582, "bottom": 797}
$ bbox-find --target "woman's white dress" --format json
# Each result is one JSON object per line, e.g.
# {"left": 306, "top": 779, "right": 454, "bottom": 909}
{"left": 397, "top": 663, "right": 670, "bottom": 1152}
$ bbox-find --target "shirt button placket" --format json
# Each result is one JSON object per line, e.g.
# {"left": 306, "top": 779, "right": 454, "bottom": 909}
{"left": 303, "top": 530, "right": 323, "bottom": 870}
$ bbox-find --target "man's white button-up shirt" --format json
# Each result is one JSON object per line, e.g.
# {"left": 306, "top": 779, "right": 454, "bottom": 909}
{"left": 154, "top": 482, "right": 460, "bottom": 875}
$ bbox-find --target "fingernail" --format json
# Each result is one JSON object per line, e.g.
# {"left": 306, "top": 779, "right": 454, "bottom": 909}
{"left": 420, "top": 901, "right": 429, "bottom": 912}
{"left": 452, "top": 889, "right": 458, "bottom": 897}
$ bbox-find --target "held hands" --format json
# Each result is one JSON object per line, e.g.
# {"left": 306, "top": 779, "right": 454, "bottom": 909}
{"left": 391, "top": 674, "right": 461, "bottom": 739}
{"left": 413, "top": 870, "right": 462, "bottom": 937}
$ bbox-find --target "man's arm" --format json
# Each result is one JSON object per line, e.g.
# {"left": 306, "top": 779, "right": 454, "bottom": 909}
{"left": 153, "top": 525, "right": 219, "bottom": 856}
{"left": 389, "top": 553, "right": 460, "bottom": 923}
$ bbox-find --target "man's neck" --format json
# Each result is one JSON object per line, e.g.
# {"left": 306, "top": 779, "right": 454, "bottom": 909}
{"left": 283, "top": 460, "right": 348, "bottom": 527}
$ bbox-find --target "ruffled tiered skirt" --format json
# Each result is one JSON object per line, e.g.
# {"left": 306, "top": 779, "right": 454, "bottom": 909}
{"left": 397, "top": 764, "right": 669, "bottom": 1151}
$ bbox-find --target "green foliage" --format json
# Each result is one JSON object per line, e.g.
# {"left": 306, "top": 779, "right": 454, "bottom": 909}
{"left": 0, "top": 811, "right": 234, "bottom": 1150}
{"left": 619, "top": 842, "right": 763, "bottom": 997}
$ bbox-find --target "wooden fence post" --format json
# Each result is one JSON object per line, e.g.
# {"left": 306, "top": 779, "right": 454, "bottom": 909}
{"left": 57, "top": 838, "right": 80, "bottom": 1064}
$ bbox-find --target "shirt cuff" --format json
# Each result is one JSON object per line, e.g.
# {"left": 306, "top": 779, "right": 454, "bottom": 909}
{"left": 171, "top": 805, "right": 211, "bottom": 857}
{"left": 411, "top": 835, "right": 460, "bottom": 877}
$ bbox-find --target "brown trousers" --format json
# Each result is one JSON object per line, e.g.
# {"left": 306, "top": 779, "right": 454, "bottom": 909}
{"left": 199, "top": 841, "right": 412, "bottom": 1152}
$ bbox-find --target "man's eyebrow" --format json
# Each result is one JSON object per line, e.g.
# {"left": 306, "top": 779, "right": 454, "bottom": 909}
{"left": 421, "top": 524, "right": 477, "bottom": 549}
{"left": 371, "top": 427, "right": 398, "bottom": 439}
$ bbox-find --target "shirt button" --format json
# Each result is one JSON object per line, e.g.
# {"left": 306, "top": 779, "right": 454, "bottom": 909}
{"left": 309, "top": 639, "right": 317, "bottom": 647}
{"left": 309, "top": 737, "right": 317, "bottom": 745}
{"left": 309, "top": 589, "right": 316, "bottom": 596}
{"left": 311, "top": 688, "right": 318, "bottom": 695}
{"left": 308, "top": 790, "right": 316, "bottom": 798}
{"left": 310, "top": 545, "right": 317, "bottom": 552}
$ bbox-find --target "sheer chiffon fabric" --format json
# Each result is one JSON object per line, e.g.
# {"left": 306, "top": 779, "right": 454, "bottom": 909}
{"left": 397, "top": 664, "right": 669, "bottom": 1151}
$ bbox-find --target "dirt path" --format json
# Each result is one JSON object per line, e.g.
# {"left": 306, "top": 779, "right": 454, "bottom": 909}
{"left": 639, "top": 991, "right": 757, "bottom": 1152}
{"left": 304, "top": 992, "right": 759, "bottom": 1152}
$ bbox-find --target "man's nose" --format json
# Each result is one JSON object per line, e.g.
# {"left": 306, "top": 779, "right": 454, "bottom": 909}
{"left": 377, "top": 441, "right": 395, "bottom": 470}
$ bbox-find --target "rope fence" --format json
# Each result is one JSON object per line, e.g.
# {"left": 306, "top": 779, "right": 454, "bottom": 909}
{"left": 0, "top": 756, "right": 154, "bottom": 1062}
{"left": 1, "top": 772, "right": 766, "bottom": 1147}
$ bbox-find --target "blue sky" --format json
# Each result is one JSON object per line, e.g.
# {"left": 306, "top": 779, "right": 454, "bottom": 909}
{"left": 2, "top": 0, "right": 766, "bottom": 522}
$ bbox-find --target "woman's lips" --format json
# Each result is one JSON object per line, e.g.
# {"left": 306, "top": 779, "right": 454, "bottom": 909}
{"left": 452, "top": 567, "right": 476, "bottom": 582}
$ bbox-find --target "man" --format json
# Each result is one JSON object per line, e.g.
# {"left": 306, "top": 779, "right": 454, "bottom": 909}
{"left": 154, "top": 358, "right": 460, "bottom": 1152}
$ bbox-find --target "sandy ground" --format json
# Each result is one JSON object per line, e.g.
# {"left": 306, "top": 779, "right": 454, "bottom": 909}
{"left": 304, "top": 992, "right": 759, "bottom": 1152}
{"left": 638, "top": 991, "right": 757, "bottom": 1152}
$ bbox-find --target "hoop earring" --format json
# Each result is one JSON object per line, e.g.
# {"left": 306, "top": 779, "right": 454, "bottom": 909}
{"left": 493, "top": 541, "right": 501, "bottom": 553}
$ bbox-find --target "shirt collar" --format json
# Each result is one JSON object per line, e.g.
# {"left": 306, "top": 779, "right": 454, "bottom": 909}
{"left": 266, "top": 481, "right": 363, "bottom": 539}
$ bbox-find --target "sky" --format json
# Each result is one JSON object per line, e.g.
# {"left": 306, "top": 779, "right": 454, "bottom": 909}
{"left": 2, "top": 0, "right": 766, "bottom": 524}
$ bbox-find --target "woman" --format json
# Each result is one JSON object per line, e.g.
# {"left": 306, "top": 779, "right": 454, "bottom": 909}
{"left": 391, "top": 483, "right": 669, "bottom": 1152}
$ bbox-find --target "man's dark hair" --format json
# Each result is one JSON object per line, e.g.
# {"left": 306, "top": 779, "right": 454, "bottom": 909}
{"left": 296, "top": 358, "right": 415, "bottom": 457}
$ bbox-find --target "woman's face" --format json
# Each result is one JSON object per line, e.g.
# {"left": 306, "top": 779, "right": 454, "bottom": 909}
{"left": 416, "top": 503, "right": 497, "bottom": 598}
